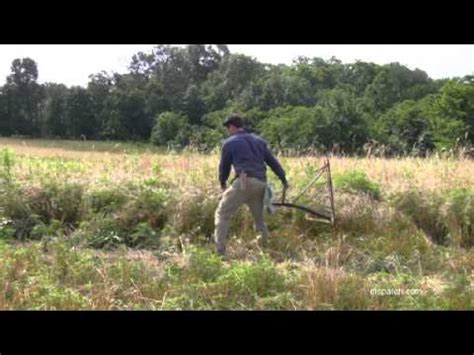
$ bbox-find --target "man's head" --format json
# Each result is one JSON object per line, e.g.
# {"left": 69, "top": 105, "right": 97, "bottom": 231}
{"left": 223, "top": 114, "right": 245, "bottom": 135}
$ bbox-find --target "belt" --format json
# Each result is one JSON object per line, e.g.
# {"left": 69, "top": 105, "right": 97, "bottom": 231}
{"left": 230, "top": 173, "right": 266, "bottom": 184}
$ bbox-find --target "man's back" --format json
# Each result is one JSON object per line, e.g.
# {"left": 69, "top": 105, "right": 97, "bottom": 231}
{"left": 219, "top": 130, "right": 287, "bottom": 187}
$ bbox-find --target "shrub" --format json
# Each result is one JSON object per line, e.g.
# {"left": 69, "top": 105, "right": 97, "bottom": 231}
{"left": 334, "top": 170, "right": 382, "bottom": 200}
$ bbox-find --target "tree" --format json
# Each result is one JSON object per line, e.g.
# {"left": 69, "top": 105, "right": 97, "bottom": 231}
{"left": 0, "top": 87, "right": 9, "bottom": 135}
{"left": 102, "top": 88, "right": 151, "bottom": 140}
{"left": 316, "top": 87, "right": 369, "bottom": 152}
{"left": 259, "top": 106, "right": 325, "bottom": 150}
{"left": 242, "top": 68, "right": 314, "bottom": 110}
{"left": 87, "top": 71, "right": 114, "bottom": 137}
{"left": 3, "top": 58, "right": 45, "bottom": 136}
{"left": 92, "top": 72, "right": 153, "bottom": 140}
{"left": 43, "top": 83, "right": 69, "bottom": 137}
{"left": 183, "top": 84, "right": 206, "bottom": 125}
{"left": 431, "top": 79, "right": 474, "bottom": 146}
{"left": 186, "top": 45, "right": 222, "bottom": 83}
{"left": 201, "top": 54, "right": 266, "bottom": 111}
{"left": 292, "top": 56, "right": 342, "bottom": 93}
{"left": 66, "top": 87, "right": 97, "bottom": 139}
{"left": 363, "top": 62, "right": 433, "bottom": 112}
{"left": 376, "top": 98, "right": 436, "bottom": 155}
{"left": 150, "top": 112, "right": 191, "bottom": 147}
{"left": 339, "top": 60, "right": 379, "bottom": 94}
{"left": 129, "top": 45, "right": 224, "bottom": 115}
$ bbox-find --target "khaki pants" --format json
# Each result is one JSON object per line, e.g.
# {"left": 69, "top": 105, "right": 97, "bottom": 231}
{"left": 214, "top": 177, "right": 270, "bottom": 256}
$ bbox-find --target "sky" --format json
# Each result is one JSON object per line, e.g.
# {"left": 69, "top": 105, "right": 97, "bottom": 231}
{"left": 0, "top": 44, "right": 472, "bottom": 87}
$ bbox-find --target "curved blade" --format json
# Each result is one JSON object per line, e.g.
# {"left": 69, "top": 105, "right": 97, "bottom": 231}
{"left": 271, "top": 202, "right": 332, "bottom": 221}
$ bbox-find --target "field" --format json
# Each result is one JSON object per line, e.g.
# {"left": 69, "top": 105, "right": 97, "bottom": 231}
{"left": 0, "top": 137, "right": 472, "bottom": 310}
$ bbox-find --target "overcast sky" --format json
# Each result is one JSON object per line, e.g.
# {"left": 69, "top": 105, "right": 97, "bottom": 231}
{"left": 0, "top": 45, "right": 472, "bottom": 87}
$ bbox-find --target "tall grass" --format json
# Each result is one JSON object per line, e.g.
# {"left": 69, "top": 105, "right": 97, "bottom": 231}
{"left": 0, "top": 138, "right": 472, "bottom": 310}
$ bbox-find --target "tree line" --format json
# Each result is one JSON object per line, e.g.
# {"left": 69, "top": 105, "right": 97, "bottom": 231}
{"left": 0, "top": 45, "right": 472, "bottom": 156}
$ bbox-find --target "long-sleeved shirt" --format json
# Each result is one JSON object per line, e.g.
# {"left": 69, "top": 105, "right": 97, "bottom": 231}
{"left": 219, "top": 130, "right": 287, "bottom": 188}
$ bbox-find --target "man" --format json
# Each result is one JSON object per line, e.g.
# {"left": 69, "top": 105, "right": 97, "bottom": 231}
{"left": 214, "top": 114, "right": 289, "bottom": 257}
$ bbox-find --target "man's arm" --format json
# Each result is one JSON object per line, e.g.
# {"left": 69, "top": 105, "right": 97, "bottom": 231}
{"left": 263, "top": 143, "right": 288, "bottom": 187}
{"left": 219, "top": 144, "right": 232, "bottom": 190}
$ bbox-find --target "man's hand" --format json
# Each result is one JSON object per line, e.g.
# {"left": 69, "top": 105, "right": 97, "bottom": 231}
{"left": 218, "top": 185, "right": 227, "bottom": 200}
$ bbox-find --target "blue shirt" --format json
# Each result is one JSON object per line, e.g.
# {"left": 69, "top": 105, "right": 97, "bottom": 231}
{"left": 219, "top": 130, "right": 287, "bottom": 188}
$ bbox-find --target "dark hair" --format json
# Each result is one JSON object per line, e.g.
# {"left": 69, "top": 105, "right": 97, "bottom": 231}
{"left": 223, "top": 114, "right": 244, "bottom": 128}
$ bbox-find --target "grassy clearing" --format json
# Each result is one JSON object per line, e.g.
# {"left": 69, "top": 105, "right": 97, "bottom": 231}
{"left": 0, "top": 138, "right": 472, "bottom": 309}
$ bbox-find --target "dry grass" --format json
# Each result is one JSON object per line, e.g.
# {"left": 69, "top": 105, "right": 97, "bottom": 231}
{"left": 0, "top": 138, "right": 473, "bottom": 310}
{"left": 2, "top": 138, "right": 473, "bottom": 198}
